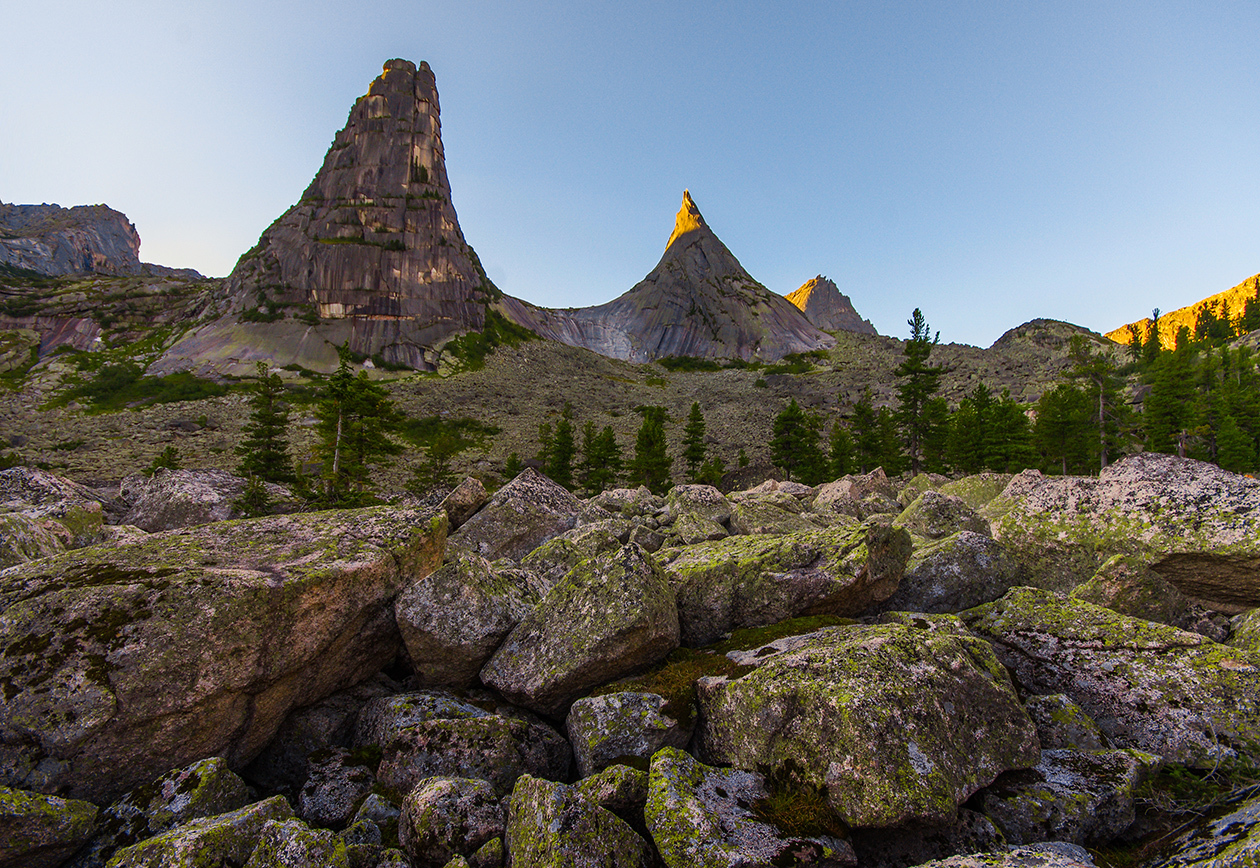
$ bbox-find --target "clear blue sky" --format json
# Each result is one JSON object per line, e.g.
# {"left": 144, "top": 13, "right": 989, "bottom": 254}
{"left": 3, "top": 1, "right": 1258, "bottom": 347}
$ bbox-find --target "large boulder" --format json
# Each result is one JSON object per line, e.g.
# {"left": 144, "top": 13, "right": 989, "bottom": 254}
{"left": 243, "top": 818, "right": 351, "bottom": 868}
{"left": 0, "top": 505, "right": 446, "bottom": 801}
{"left": 1022, "top": 694, "right": 1106, "bottom": 751}
{"left": 983, "top": 454, "right": 1260, "bottom": 606}
{"left": 395, "top": 552, "right": 542, "bottom": 688}
{"left": 119, "top": 469, "right": 293, "bottom": 532}
{"left": 480, "top": 544, "right": 679, "bottom": 718}
{"left": 1071, "top": 554, "right": 1226, "bottom": 639}
{"left": 909, "top": 847, "right": 1096, "bottom": 868}
{"left": 565, "top": 692, "right": 690, "bottom": 778}
{"left": 0, "top": 466, "right": 104, "bottom": 562}
{"left": 297, "top": 748, "right": 376, "bottom": 829}
{"left": 505, "top": 775, "right": 654, "bottom": 868}
{"left": 869, "top": 530, "right": 1021, "bottom": 616}
{"left": 0, "top": 786, "right": 97, "bottom": 868}
{"left": 645, "top": 747, "right": 855, "bottom": 868}
{"left": 696, "top": 620, "right": 1040, "bottom": 828}
{"left": 975, "top": 748, "right": 1158, "bottom": 846}
{"left": 664, "top": 485, "right": 732, "bottom": 525}
{"left": 894, "top": 491, "right": 990, "bottom": 541}
{"left": 963, "top": 587, "right": 1260, "bottom": 767}
{"left": 0, "top": 513, "right": 71, "bottom": 570}
{"left": 68, "top": 756, "right": 252, "bottom": 868}
{"left": 520, "top": 525, "right": 624, "bottom": 590}
{"left": 1152, "top": 792, "right": 1260, "bottom": 868}
{"left": 398, "top": 777, "right": 504, "bottom": 868}
{"left": 107, "top": 796, "right": 295, "bottom": 867}
{"left": 727, "top": 496, "right": 823, "bottom": 536}
{"left": 661, "top": 519, "right": 912, "bottom": 646}
{"left": 938, "top": 473, "right": 1012, "bottom": 511}
{"left": 447, "top": 468, "right": 581, "bottom": 562}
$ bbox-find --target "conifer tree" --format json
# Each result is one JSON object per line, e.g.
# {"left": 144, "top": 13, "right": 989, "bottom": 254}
{"left": 828, "top": 421, "right": 854, "bottom": 480}
{"left": 626, "top": 406, "right": 673, "bottom": 494}
{"left": 503, "top": 452, "right": 523, "bottom": 480}
{"left": 314, "top": 349, "right": 405, "bottom": 504}
{"left": 1034, "top": 383, "right": 1092, "bottom": 474}
{"left": 894, "top": 309, "right": 948, "bottom": 474}
{"left": 682, "top": 402, "right": 708, "bottom": 482}
{"left": 579, "top": 422, "right": 622, "bottom": 495}
{"left": 850, "top": 391, "right": 883, "bottom": 473}
{"left": 1144, "top": 338, "right": 1197, "bottom": 455}
{"left": 1142, "top": 309, "right": 1163, "bottom": 367}
{"left": 1066, "top": 337, "right": 1129, "bottom": 471}
{"left": 988, "top": 390, "right": 1037, "bottom": 472}
{"left": 546, "top": 403, "right": 577, "bottom": 489}
{"left": 770, "top": 399, "right": 827, "bottom": 483}
{"left": 876, "top": 407, "right": 906, "bottom": 475}
{"left": 236, "top": 362, "right": 294, "bottom": 484}
{"left": 1216, "top": 414, "right": 1254, "bottom": 473}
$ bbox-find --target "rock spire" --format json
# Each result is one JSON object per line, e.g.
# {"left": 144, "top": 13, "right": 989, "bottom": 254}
{"left": 786, "top": 275, "right": 877, "bottom": 335}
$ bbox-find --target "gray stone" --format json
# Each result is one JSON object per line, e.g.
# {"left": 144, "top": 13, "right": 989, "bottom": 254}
{"left": 243, "top": 818, "right": 350, "bottom": 868}
{"left": 895, "top": 490, "right": 991, "bottom": 540}
{"left": 1151, "top": 792, "right": 1260, "bottom": 868}
{"left": 664, "top": 485, "right": 732, "bottom": 525}
{"left": 481, "top": 544, "right": 680, "bottom": 718}
{"left": 297, "top": 748, "right": 376, "bottom": 829}
{"left": 565, "top": 692, "right": 689, "bottom": 778}
{"left": 1071, "top": 554, "right": 1226, "bottom": 640}
{"left": 107, "top": 796, "right": 295, "bottom": 867}
{"left": 870, "top": 530, "right": 1021, "bottom": 615}
{"left": 575, "top": 765, "right": 649, "bottom": 822}
{"left": 399, "top": 777, "right": 504, "bottom": 868}
{"left": 666, "top": 511, "right": 729, "bottom": 545}
{"left": 520, "top": 525, "right": 623, "bottom": 591}
{"left": 448, "top": 468, "right": 581, "bottom": 562}
{"left": 645, "top": 747, "right": 856, "bottom": 867}
{"left": 440, "top": 477, "right": 488, "bottom": 530}
{"left": 910, "top": 847, "right": 1095, "bottom": 867}
{"left": 396, "top": 551, "right": 541, "bottom": 688}
{"left": 785, "top": 275, "right": 877, "bottom": 335}
{"left": 1023, "top": 695, "right": 1106, "bottom": 751}
{"left": 119, "top": 468, "right": 292, "bottom": 532}
{"left": 850, "top": 809, "right": 1007, "bottom": 868}
{"left": 505, "top": 775, "right": 653, "bottom": 868}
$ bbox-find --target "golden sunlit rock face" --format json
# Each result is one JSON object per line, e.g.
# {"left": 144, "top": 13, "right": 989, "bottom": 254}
{"left": 1106, "top": 273, "right": 1260, "bottom": 350}
{"left": 665, "top": 190, "right": 707, "bottom": 252}
{"left": 785, "top": 275, "right": 877, "bottom": 335}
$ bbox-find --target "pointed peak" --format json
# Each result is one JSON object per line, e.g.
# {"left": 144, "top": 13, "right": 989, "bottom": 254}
{"left": 666, "top": 189, "right": 708, "bottom": 251}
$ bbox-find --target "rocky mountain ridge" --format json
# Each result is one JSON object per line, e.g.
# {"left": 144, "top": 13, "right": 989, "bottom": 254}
{"left": 787, "top": 274, "right": 877, "bottom": 335}
{"left": 1105, "top": 272, "right": 1260, "bottom": 350}
{"left": 3, "top": 453, "right": 1260, "bottom": 866}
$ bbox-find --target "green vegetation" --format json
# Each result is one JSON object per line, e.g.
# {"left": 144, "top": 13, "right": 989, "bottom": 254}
{"left": 681, "top": 402, "right": 708, "bottom": 482}
{"left": 402, "top": 415, "right": 500, "bottom": 492}
{"left": 144, "top": 445, "right": 181, "bottom": 476}
{"left": 770, "top": 398, "right": 828, "bottom": 484}
{"left": 441, "top": 310, "right": 537, "bottom": 372}
{"left": 235, "top": 363, "right": 294, "bottom": 484}
{"left": 578, "top": 421, "right": 622, "bottom": 496}
{"left": 895, "top": 309, "right": 948, "bottom": 475}
{"left": 625, "top": 405, "right": 673, "bottom": 494}
{"left": 47, "top": 362, "right": 229, "bottom": 412}
{"left": 658, "top": 356, "right": 722, "bottom": 372}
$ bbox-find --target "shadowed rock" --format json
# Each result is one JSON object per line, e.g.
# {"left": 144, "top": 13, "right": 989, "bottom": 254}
{"left": 786, "top": 275, "right": 877, "bottom": 335}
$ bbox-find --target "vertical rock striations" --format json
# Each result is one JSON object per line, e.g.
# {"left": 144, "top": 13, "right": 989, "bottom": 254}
{"left": 786, "top": 275, "right": 878, "bottom": 335}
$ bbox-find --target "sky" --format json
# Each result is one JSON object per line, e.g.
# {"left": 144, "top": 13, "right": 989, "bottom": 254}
{"left": 3, "top": 1, "right": 1258, "bottom": 348}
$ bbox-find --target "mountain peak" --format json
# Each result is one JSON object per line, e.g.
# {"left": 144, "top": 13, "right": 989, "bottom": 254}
{"left": 666, "top": 189, "right": 709, "bottom": 251}
{"left": 785, "top": 275, "right": 878, "bottom": 335}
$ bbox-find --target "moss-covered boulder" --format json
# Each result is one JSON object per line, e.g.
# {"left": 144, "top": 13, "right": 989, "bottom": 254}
{"left": 1071, "top": 554, "right": 1225, "bottom": 639}
{"left": 587, "top": 487, "right": 663, "bottom": 519}
{"left": 813, "top": 468, "right": 897, "bottom": 518}
{"left": 909, "top": 847, "right": 1096, "bottom": 867}
{"left": 398, "top": 777, "right": 504, "bottom": 868}
{"left": 662, "top": 519, "right": 912, "bottom": 646}
{"left": 107, "top": 795, "right": 294, "bottom": 867}
{"left": 1152, "top": 792, "right": 1260, "bottom": 868}
{"left": 869, "top": 530, "right": 1021, "bottom": 616}
{"left": 352, "top": 691, "right": 494, "bottom": 750}
{"left": 0, "top": 513, "right": 70, "bottom": 570}
{"left": 0, "top": 466, "right": 104, "bottom": 563}
{"left": 520, "top": 525, "right": 624, "bottom": 591}
{"left": 0, "top": 785, "right": 98, "bottom": 868}
{"left": 983, "top": 454, "right": 1260, "bottom": 604}
{"left": 0, "top": 504, "right": 446, "bottom": 802}
{"left": 1232, "top": 609, "right": 1260, "bottom": 654}
{"left": 242, "top": 818, "right": 350, "bottom": 867}
{"left": 447, "top": 468, "right": 581, "bottom": 562}
{"left": 727, "top": 497, "right": 821, "bottom": 535}
{"left": 565, "top": 692, "right": 689, "bottom": 778}
{"left": 644, "top": 747, "right": 855, "bottom": 868}
{"left": 897, "top": 472, "right": 950, "bottom": 507}
{"left": 297, "top": 747, "right": 376, "bottom": 829}
{"left": 696, "top": 622, "right": 1040, "bottom": 828}
{"left": 396, "top": 552, "right": 542, "bottom": 688}
{"left": 1022, "top": 694, "right": 1105, "bottom": 751}
{"left": 70, "top": 756, "right": 251, "bottom": 868}
{"left": 894, "top": 491, "right": 991, "bottom": 541}
{"left": 963, "top": 587, "right": 1260, "bottom": 767}
{"left": 505, "top": 775, "right": 653, "bottom": 868}
{"left": 480, "top": 544, "right": 680, "bottom": 718}
{"left": 376, "top": 713, "right": 571, "bottom": 797}
{"left": 938, "top": 473, "right": 1012, "bottom": 512}
{"left": 665, "top": 485, "right": 732, "bottom": 525}
{"left": 975, "top": 748, "right": 1159, "bottom": 846}
{"left": 575, "top": 764, "right": 648, "bottom": 825}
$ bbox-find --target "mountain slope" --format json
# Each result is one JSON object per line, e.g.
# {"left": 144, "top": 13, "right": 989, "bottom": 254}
{"left": 1105, "top": 273, "right": 1260, "bottom": 350}
{"left": 502, "top": 191, "right": 835, "bottom": 362}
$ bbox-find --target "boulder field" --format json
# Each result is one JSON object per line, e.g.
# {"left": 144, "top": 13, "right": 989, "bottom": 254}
{"left": 1, "top": 453, "right": 1259, "bottom": 867}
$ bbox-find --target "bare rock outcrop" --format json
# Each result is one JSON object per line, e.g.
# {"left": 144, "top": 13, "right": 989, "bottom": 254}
{"left": 785, "top": 275, "right": 877, "bottom": 335}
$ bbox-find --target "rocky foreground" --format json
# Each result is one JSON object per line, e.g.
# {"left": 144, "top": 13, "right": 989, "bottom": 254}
{"left": 3, "top": 454, "right": 1260, "bottom": 867}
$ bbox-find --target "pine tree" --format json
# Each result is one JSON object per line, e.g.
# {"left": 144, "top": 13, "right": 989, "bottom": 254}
{"left": 1143, "top": 339, "right": 1197, "bottom": 455}
{"left": 1034, "top": 383, "right": 1092, "bottom": 474}
{"left": 408, "top": 432, "right": 460, "bottom": 492}
{"left": 770, "top": 399, "right": 827, "bottom": 483}
{"left": 579, "top": 423, "right": 622, "bottom": 495}
{"left": 1066, "top": 337, "right": 1129, "bottom": 471}
{"left": 875, "top": 407, "right": 906, "bottom": 475}
{"left": 894, "top": 309, "right": 948, "bottom": 474}
{"left": 850, "top": 391, "right": 882, "bottom": 473}
{"left": 503, "top": 452, "right": 523, "bottom": 480}
{"left": 536, "top": 422, "right": 554, "bottom": 469}
{"left": 626, "top": 406, "right": 673, "bottom": 494}
{"left": 1142, "top": 309, "right": 1163, "bottom": 367}
{"left": 546, "top": 403, "right": 576, "bottom": 489}
{"left": 314, "top": 349, "right": 405, "bottom": 504}
{"left": 235, "top": 362, "right": 294, "bottom": 484}
{"left": 697, "top": 455, "right": 727, "bottom": 488}
{"left": 1216, "top": 414, "right": 1254, "bottom": 473}
{"left": 828, "top": 421, "right": 854, "bottom": 480}
{"left": 681, "top": 402, "right": 708, "bottom": 482}
{"left": 988, "top": 390, "right": 1036, "bottom": 472}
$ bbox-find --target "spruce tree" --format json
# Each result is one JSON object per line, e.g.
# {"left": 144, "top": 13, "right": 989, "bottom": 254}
{"left": 503, "top": 452, "right": 523, "bottom": 480}
{"left": 235, "top": 362, "right": 294, "bottom": 484}
{"left": 682, "top": 402, "right": 708, "bottom": 482}
{"left": 1143, "top": 339, "right": 1197, "bottom": 455}
{"left": 850, "top": 390, "right": 882, "bottom": 473}
{"left": 1034, "top": 383, "right": 1092, "bottom": 474}
{"left": 770, "top": 399, "right": 827, "bottom": 483}
{"left": 894, "top": 309, "right": 948, "bottom": 474}
{"left": 828, "top": 421, "right": 854, "bottom": 480}
{"left": 1216, "top": 414, "right": 1254, "bottom": 473}
{"left": 579, "top": 422, "right": 622, "bottom": 495}
{"left": 626, "top": 406, "right": 672, "bottom": 494}
{"left": 314, "top": 349, "right": 405, "bottom": 504}
{"left": 1066, "top": 337, "right": 1129, "bottom": 471}
{"left": 988, "top": 390, "right": 1036, "bottom": 472}
{"left": 546, "top": 403, "right": 576, "bottom": 489}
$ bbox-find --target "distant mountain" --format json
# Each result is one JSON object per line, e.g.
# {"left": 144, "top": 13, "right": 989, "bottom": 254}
{"left": 1105, "top": 273, "right": 1260, "bottom": 351}
{"left": 502, "top": 191, "right": 835, "bottom": 362}
{"left": 0, "top": 201, "right": 199, "bottom": 279}
{"left": 785, "top": 275, "right": 877, "bottom": 335}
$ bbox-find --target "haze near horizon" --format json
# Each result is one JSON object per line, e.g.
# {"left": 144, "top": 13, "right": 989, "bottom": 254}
{"left": 2, "top": 1, "right": 1257, "bottom": 348}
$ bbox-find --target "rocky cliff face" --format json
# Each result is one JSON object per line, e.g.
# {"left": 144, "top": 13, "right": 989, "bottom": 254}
{"left": 504, "top": 192, "right": 835, "bottom": 362}
{"left": 785, "top": 275, "right": 877, "bottom": 335}
{"left": 157, "top": 59, "right": 495, "bottom": 374}
{"left": 0, "top": 201, "right": 197, "bottom": 279}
